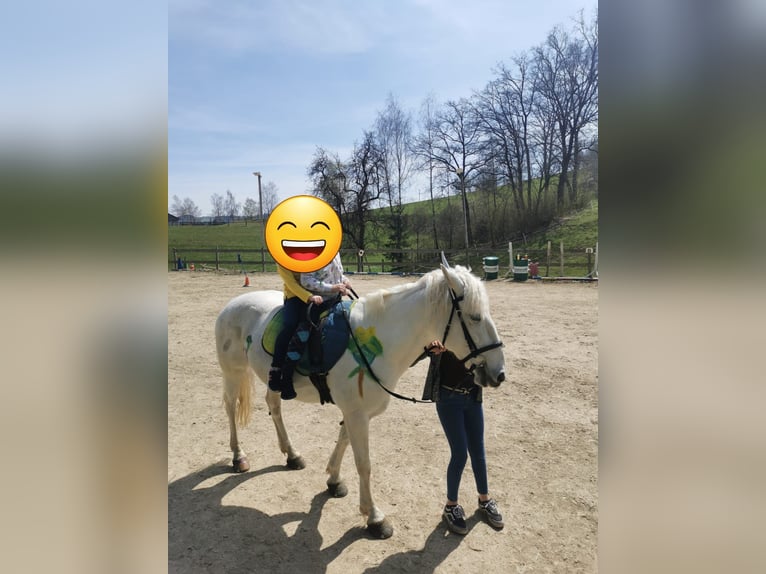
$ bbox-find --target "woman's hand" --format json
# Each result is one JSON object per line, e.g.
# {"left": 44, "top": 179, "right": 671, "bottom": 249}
{"left": 425, "top": 340, "right": 447, "bottom": 355}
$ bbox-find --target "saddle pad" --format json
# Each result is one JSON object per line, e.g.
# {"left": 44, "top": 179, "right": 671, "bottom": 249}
{"left": 261, "top": 300, "right": 354, "bottom": 375}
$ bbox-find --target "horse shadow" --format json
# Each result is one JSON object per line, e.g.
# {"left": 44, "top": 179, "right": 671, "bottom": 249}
{"left": 168, "top": 462, "right": 366, "bottom": 574}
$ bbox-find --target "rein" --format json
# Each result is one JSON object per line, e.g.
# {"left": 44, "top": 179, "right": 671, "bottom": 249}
{"left": 344, "top": 283, "right": 503, "bottom": 404}
{"left": 340, "top": 289, "right": 433, "bottom": 404}
{"left": 409, "top": 287, "right": 504, "bottom": 369}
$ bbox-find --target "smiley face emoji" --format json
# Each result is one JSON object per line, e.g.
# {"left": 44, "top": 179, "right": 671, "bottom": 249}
{"left": 265, "top": 195, "right": 343, "bottom": 273}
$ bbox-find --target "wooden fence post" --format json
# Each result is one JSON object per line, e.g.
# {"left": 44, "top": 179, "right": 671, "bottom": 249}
{"left": 172, "top": 248, "right": 177, "bottom": 270}
{"left": 594, "top": 242, "right": 599, "bottom": 278}
{"left": 260, "top": 247, "right": 265, "bottom": 272}
{"left": 546, "top": 241, "right": 551, "bottom": 277}
{"left": 215, "top": 246, "right": 220, "bottom": 272}
{"left": 508, "top": 241, "right": 513, "bottom": 273}
{"left": 586, "top": 247, "right": 593, "bottom": 276}
{"left": 560, "top": 241, "right": 564, "bottom": 277}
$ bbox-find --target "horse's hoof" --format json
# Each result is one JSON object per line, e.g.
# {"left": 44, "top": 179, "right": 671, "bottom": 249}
{"left": 286, "top": 455, "right": 305, "bottom": 470}
{"left": 327, "top": 481, "right": 348, "bottom": 498}
{"left": 232, "top": 457, "right": 250, "bottom": 473}
{"left": 367, "top": 518, "right": 394, "bottom": 539}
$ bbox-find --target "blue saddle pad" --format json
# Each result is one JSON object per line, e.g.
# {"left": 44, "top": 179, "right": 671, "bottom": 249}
{"left": 261, "top": 300, "right": 353, "bottom": 375}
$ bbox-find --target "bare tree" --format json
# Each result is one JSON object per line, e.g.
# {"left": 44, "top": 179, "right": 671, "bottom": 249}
{"left": 171, "top": 195, "right": 201, "bottom": 219}
{"left": 474, "top": 49, "right": 571, "bottom": 232}
{"left": 347, "top": 131, "right": 385, "bottom": 251}
{"left": 261, "top": 181, "right": 279, "bottom": 216}
{"left": 429, "top": 98, "right": 487, "bottom": 245}
{"left": 412, "top": 94, "right": 440, "bottom": 249}
{"left": 223, "top": 190, "right": 240, "bottom": 224}
{"left": 242, "top": 197, "right": 258, "bottom": 222}
{"left": 533, "top": 11, "right": 598, "bottom": 211}
{"left": 375, "top": 94, "right": 414, "bottom": 259}
{"left": 171, "top": 194, "right": 184, "bottom": 216}
{"left": 475, "top": 54, "right": 538, "bottom": 225}
{"left": 210, "top": 193, "right": 225, "bottom": 219}
{"left": 307, "top": 147, "right": 346, "bottom": 217}
{"left": 308, "top": 132, "right": 384, "bottom": 253}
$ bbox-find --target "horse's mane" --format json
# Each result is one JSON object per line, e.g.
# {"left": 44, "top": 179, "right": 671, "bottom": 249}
{"left": 359, "top": 266, "right": 488, "bottom": 323}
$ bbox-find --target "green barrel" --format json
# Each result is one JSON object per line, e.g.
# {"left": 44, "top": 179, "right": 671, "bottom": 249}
{"left": 512, "top": 256, "right": 529, "bottom": 282}
{"left": 482, "top": 256, "right": 499, "bottom": 280}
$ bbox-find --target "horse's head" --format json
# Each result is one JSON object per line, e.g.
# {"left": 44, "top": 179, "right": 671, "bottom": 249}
{"left": 438, "top": 260, "right": 506, "bottom": 388}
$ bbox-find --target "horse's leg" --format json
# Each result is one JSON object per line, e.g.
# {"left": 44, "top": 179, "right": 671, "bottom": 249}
{"left": 325, "top": 422, "right": 349, "bottom": 497}
{"left": 343, "top": 410, "right": 394, "bottom": 539}
{"left": 223, "top": 371, "right": 250, "bottom": 472}
{"left": 264, "top": 389, "right": 305, "bottom": 469}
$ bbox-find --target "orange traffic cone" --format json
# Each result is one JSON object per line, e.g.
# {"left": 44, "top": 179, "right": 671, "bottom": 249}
{"left": 243, "top": 274, "right": 250, "bottom": 287}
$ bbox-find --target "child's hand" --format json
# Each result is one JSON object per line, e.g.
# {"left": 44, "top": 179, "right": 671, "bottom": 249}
{"left": 309, "top": 295, "right": 323, "bottom": 305}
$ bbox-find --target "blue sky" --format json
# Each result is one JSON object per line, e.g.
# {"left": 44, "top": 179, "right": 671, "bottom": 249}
{"left": 169, "top": 0, "right": 596, "bottom": 214}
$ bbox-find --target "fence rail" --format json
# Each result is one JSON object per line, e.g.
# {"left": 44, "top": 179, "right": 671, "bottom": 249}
{"left": 169, "top": 242, "right": 598, "bottom": 279}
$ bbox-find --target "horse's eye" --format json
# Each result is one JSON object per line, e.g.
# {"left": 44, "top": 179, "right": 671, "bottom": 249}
{"left": 469, "top": 314, "right": 482, "bottom": 322}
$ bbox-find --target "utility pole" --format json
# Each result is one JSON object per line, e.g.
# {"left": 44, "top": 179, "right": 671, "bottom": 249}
{"left": 252, "top": 171, "right": 263, "bottom": 222}
{"left": 456, "top": 167, "right": 469, "bottom": 266}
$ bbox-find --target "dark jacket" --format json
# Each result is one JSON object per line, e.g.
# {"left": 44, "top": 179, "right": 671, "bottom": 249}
{"left": 421, "top": 350, "right": 482, "bottom": 403}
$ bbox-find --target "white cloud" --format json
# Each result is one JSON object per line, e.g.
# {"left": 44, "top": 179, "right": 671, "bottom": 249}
{"left": 170, "top": 0, "right": 391, "bottom": 55}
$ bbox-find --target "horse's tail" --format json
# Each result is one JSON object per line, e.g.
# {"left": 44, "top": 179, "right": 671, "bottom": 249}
{"left": 221, "top": 366, "right": 253, "bottom": 428}
{"left": 236, "top": 368, "right": 253, "bottom": 428}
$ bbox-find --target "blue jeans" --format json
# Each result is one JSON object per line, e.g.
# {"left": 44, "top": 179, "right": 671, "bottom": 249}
{"left": 272, "top": 297, "right": 308, "bottom": 368}
{"left": 435, "top": 387, "right": 488, "bottom": 502}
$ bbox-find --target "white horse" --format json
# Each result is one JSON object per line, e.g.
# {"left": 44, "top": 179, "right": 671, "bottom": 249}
{"left": 214, "top": 261, "right": 506, "bottom": 538}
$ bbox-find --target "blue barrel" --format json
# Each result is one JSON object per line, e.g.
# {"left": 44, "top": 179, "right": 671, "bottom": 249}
{"left": 482, "top": 256, "right": 499, "bottom": 280}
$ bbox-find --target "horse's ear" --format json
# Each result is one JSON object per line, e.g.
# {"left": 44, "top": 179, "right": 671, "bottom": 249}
{"left": 440, "top": 264, "right": 464, "bottom": 295}
{"left": 440, "top": 251, "right": 450, "bottom": 269}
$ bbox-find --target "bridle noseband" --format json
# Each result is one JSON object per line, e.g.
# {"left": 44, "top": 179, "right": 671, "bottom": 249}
{"left": 441, "top": 287, "right": 504, "bottom": 369}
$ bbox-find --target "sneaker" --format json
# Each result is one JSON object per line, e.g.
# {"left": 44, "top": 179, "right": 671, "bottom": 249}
{"left": 268, "top": 368, "right": 281, "bottom": 392}
{"left": 280, "top": 384, "right": 297, "bottom": 400}
{"left": 280, "top": 368, "right": 297, "bottom": 400}
{"left": 443, "top": 504, "right": 468, "bottom": 535}
{"left": 478, "top": 498, "right": 504, "bottom": 529}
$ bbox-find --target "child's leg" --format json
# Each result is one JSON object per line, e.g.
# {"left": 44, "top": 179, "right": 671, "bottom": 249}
{"left": 273, "top": 298, "right": 305, "bottom": 366}
{"left": 270, "top": 297, "right": 306, "bottom": 393}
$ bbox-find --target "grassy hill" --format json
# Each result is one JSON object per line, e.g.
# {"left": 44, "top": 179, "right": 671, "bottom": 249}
{"left": 511, "top": 198, "right": 598, "bottom": 277}
{"left": 169, "top": 198, "right": 597, "bottom": 277}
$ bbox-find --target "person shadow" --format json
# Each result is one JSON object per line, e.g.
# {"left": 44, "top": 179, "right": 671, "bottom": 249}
{"left": 169, "top": 462, "right": 366, "bottom": 574}
{"left": 361, "top": 519, "right": 472, "bottom": 573}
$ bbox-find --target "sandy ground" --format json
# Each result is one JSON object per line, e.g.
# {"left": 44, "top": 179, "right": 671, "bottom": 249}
{"left": 168, "top": 271, "right": 598, "bottom": 573}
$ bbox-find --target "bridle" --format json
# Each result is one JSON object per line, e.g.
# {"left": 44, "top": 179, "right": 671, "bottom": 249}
{"left": 410, "top": 286, "right": 504, "bottom": 371}
{"left": 344, "top": 283, "right": 504, "bottom": 404}
{"left": 442, "top": 287, "right": 504, "bottom": 367}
